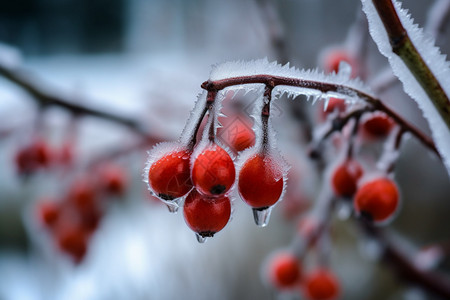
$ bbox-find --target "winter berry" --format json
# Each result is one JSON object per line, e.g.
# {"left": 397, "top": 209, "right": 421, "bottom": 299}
{"left": 148, "top": 149, "right": 193, "bottom": 200}
{"left": 15, "top": 139, "right": 52, "bottom": 174}
{"left": 331, "top": 160, "right": 363, "bottom": 198}
{"left": 183, "top": 189, "right": 231, "bottom": 238}
{"left": 191, "top": 143, "right": 235, "bottom": 197}
{"left": 362, "top": 113, "right": 394, "bottom": 138}
{"left": 68, "top": 179, "right": 98, "bottom": 216}
{"left": 56, "top": 224, "right": 89, "bottom": 263}
{"left": 324, "top": 98, "right": 346, "bottom": 115}
{"left": 37, "top": 200, "right": 60, "bottom": 229}
{"left": 324, "top": 50, "right": 358, "bottom": 78}
{"left": 267, "top": 252, "right": 302, "bottom": 290}
{"left": 99, "top": 164, "right": 127, "bottom": 196}
{"left": 238, "top": 153, "right": 284, "bottom": 209}
{"left": 304, "top": 269, "right": 340, "bottom": 300}
{"left": 354, "top": 177, "right": 399, "bottom": 222}
{"left": 218, "top": 115, "right": 255, "bottom": 152}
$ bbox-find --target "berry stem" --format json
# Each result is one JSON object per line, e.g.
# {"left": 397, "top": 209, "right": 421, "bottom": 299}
{"left": 346, "top": 116, "right": 361, "bottom": 160}
{"left": 261, "top": 84, "right": 274, "bottom": 152}
{"left": 202, "top": 75, "right": 439, "bottom": 159}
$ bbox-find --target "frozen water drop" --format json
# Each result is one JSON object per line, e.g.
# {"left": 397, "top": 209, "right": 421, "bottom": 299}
{"left": 195, "top": 233, "right": 208, "bottom": 243}
{"left": 336, "top": 201, "right": 352, "bottom": 220}
{"left": 338, "top": 61, "right": 352, "bottom": 79}
{"left": 323, "top": 97, "right": 330, "bottom": 112}
{"left": 166, "top": 204, "right": 179, "bottom": 213}
{"left": 252, "top": 207, "right": 273, "bottom": 227}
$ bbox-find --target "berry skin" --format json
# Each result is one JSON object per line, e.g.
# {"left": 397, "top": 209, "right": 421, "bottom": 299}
{"left": 37, "top": 200, "right": 60, "bottom": 229}
{"left": 218, "top": 115, "right": 255, "bottom": 152}
{"left": 149, "top": 150, "right": 193, "bottom": 200}
{"left": 56, "top": 224, "right": 89, "bottom": 263}
{"left": 268, "top": 253, "right": 302, "bottom": 290}
{"left": 354, "top": 178, "right": 399, "bottom": 222}
{"left": 331, "top": 160, "right": 363, "bottom": 198}
{"left": 183, "top": 189, "right": 231, "bottom": 237}
{"left": 191, "top": 143, "right": 236, "bottom": 197}
{"left": 304, "top": 269, "right": 340, "bottom": 300}
{"left": 68, "top": 180, "right": 98, "bottom": 216}
{"left": 238, "top": 154, "right": 284, "bottom": 209}
{"left": 362, "top": 113, "right": 393, "bottom": 138}
{"left": 99, "top": 164, "right": 127, "bottom": 196}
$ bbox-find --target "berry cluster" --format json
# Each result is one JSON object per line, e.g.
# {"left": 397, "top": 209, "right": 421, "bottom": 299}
{"left": 266, "top": 252, "right": 340, "bottom": 300}
{"left": 145, "top": 89, "right": 287, "bottom": 242}
{"left": 36, "top": 163, "right": 127, "bottom": 263}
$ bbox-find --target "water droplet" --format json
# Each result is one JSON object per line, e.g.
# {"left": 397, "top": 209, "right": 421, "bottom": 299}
{"left": 196, "top": 233, "right": 208, "bottom": 243}
{"left": 252, "top": 207, "right": 273, "bottom": 227}
{"left": 323, "top": 97, "right": 330, "bottom": 112}
{"left": 166, "top": 204, "right": 179, "bottom": 213}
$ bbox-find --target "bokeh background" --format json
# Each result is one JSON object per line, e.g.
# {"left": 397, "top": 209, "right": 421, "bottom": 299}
{"left": 0, "top": 0, "right": 449, "bottom": 299}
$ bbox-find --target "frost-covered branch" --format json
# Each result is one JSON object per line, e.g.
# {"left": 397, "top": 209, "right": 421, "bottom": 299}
{"left": 359, "top": 221, "right": 450, "bottom": 299}
{"left": 202, "top": 73, "right": 439, "bottom": 158}
{"left": 369, "top": 0, "right": 450, "bottom": 130}
{"left": 0, "top": 64, "right": 152, "bottom": 138}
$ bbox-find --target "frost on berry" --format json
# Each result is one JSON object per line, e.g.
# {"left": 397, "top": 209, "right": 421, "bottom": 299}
{"left": 361, "top": 111, "right": 394, "bottom": 138}
{"left": 354, "top": 177, "right": 400, "bottom": 223}
{"left": 144, "top": 142, "right": 193, "bottom": 209}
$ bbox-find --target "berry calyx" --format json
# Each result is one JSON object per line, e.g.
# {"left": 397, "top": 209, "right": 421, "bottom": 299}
{"left": 238, "top": 153, "right": 284, "bottom": 209}
{"left": 149, "top": 149, "right": 193, "bottom": 200}
{"left": 362, "top": 113, "right": 394, "bottom": 138}
{"left": 183, "top": 189, "right": 231, "bottom": 238}
{"left": 331, "top": 160, "right": 363, "bottom": 198}
{"left": 191, "top": 143, "right": 235, "bottom": 197}
{"left": 267, "top": 252, "right": 302, "bottom": 290}
{"left": 304, "top": 269, "right": 340, "bottom": 300}
{"left": 354, "top": 177, "right": 399, "bottom": 222}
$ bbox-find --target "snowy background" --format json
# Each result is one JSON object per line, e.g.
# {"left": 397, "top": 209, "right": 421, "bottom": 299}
{"left": 0, "top": 0, "right": 449, "bottom": 299}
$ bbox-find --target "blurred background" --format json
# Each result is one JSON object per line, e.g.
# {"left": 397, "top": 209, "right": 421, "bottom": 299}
{"left": 0, "top": 0, "right": 449, "bottom": 299}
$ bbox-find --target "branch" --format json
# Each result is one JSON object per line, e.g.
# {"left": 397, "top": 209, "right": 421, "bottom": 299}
{"left": 371, "top": 0, "right": 450, "bottom": 130}
{"left": 359, "top": 221, "right": 450, "bottom": 299}
{"left": 0, "top": 64, "right": 152, "bottom": 138}
{"left": 202, "top": 75, "right": 440, "bottom": 158}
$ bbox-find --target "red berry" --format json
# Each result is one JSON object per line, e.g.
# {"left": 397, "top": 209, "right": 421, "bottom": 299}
{"left": 58, "top": 142, "right": 74, "bottom": 165}
{"left": 304, "top": 269, "right": 340, "bottom": 300}
{"left": 354, "top": 178, "right": 399, "bottom": 222}
{"left": 191, "top": 143, "right": 235, "bottom": 197}
{"left": 324, "top": 98, "right": 346, "bottom": 115}
{"left": 238, "top": 154, "right": 284, "bottom": 209}
{"left": 68, "top": 179, "right": 98, "bottom": 216}
{"left": 218, "top": 115, "right": 255, "bottom": 152}
{"left": 37, "top": 200, "right": 60, "bottom": 229}
{"left": 324, "top": 50, "right": 358, "bottom": 78}
{"left": 149, "top": 150, "right": 193, "bottom": 200}
{"left": 268, "top": 253, "right": 302, "bottom": 289}
{"left": 99, "top": 164, "right": 127, "bottom": 196}
{"left": 56, "top": 224, "right": 89, "bottom": 263}
{"left": 362, "top": 113, "right": 394, "bottom": 138}
{"left": 15, "top": 139, "right": 52, "bottom": 174}
{"left": 331, "top": 160, "right": 363, "bottom": 197}
{"left": 183, "top": 189, "right": 231, "bottom": 237}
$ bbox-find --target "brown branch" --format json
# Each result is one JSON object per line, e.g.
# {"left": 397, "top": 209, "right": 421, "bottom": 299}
{"left": 360, "top": 221, "right": 450, "bottom": 299}
{"left": 371, "top": 0, "right": 450, "bottom": 130}
{"left": 0, "top": 64, "right": 152, "bottom": 138}
{"left": 202, "top": 75, "right": 440, "bottom": 158}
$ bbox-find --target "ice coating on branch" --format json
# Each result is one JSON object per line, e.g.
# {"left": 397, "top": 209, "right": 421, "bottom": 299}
{"left": 209, "top": 58, "right": 374, "bottom": 101}
{"left": 361, "top": 0, "right": 450, "bottom": 174}
{"left": 179, "top": 91, "right": 208, "bottom": 145}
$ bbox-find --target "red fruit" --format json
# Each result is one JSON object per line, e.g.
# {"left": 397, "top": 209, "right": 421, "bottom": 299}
{"left": 362, "top": 113, "right": 394, "bottom": 137}
{"left": 37, "top": 200, "right": 60, "bottom": 229}
{"left": 15, "top": 139, "right": 52, "bottom": 174}
{"left": 304, "top": 269, "right": 340, "bottom": 300}
{"left": 191, "top": 143, "right": 235, "bottom": 197}
{"left": 183, "top": 189, "right": 231, "bottom": 237}
{"left": 56, "top": 225, "right": 89, "bottom": 263}
{"left": 324, "top": 50, "right": 358, "bottom": 78}
{"left": 149, "top": 150, "right": 193, "bottom": 200}
{"left": 99, "top": 164, "right": 127, "bottom": 196}
{"left": 238, "top": 154, "right": 284, "bottom": 209}
{"left": 58, "top": 142, "right": 74, "bottom": 165}
{"left": 68, "top": 180, "right": 98, "bottom": 215}
{"left": 354, "top": 178, "right": 399, "bottom": 222}
{"left": 268, "top": 253, "right": 302, "bottom": 289}
{"left": 324, "top": 98, "right": 346, "bottom": 115}
{"left": 218, "top": 115, "right": 255, "bottom": 152}
{"left": 331, "top": 160, "right": 363, "bottom": 197}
